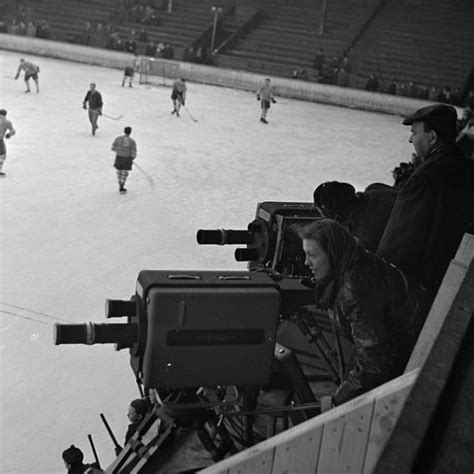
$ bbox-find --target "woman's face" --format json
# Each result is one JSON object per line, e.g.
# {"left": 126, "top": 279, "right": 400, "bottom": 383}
{"left": 303, "top": 238, "right": 331, "bottom": 282}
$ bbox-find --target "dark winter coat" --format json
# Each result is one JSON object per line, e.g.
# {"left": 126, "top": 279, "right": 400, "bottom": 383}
{"left": 311, "top": 221, "right": 428, "bottom": 406}
{"left": 377, "top": 143, "right": 474, "bottom": 301}
{"left": 83, "top": 90, "right": 103, "bottom": 110}
{"left": 125, "top": 420, "right": 141, "bottom": 444}
{"left": 345, "top": 183, "right": 398, "bottom": 252}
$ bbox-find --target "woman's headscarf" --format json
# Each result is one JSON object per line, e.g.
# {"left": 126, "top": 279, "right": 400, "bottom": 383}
{"left": 299, "top": 219, "right": 360, "bottom": 307}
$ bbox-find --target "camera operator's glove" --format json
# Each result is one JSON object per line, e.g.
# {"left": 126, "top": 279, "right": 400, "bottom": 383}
{"left": 271, "top": 98, "right": 277, "bottom": 103}
{"left": 180, "top": 99, "right": 185, "bottom": 106}
{"left": 5, "top": 133, "right": 11, "bottom": 139}
{"left": 257, "top": 95, "right": 260, "bottom": 101}
{"left": 98, "top": 109, "right": 102, "bottom": 116}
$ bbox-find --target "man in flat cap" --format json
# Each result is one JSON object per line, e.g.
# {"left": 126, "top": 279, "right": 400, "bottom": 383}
{"left": 377, "top": 103, "right": 474, "bottom": 304}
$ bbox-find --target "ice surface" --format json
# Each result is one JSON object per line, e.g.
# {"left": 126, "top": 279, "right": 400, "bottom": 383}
{"left": 0, "top": 49, "right": 414, "bottom": 473}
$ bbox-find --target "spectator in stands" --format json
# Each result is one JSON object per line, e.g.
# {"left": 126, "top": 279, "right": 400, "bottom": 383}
{"left": 313, "top": 181, "right": 398, "bottom": 252}
{"left": 195, "top": 47, "right": 205, "bottom": 64}
{"left": 418, "top": 85, "right": 429, "bottom": 100}
{"left": 7, "top": 19, "right": 20, "bottom": 35}
{"left": 96, "top": 23, "right": 107, "bottom": 46}
{"left": 336, "top": 67, "right": 349, "bottom": 87}
{"left": 24, "top": 4, "right": 34, "bottom": 24}
{"left": 365, "top": 73, "right": 379, "bottom": 92}
{"left": 82, "top": 21, "right": 92, "bottom": 45}
{"left": 452, "top": 88, "right": 462, "bottom": 107}
{"left": 457, "top": 108, "right": 472, "bottom": 129}
{"left": 183, "top": 46, "right": 197, "bottom": 63}
{"left": 340, "top": 56, "right": 351, "bottom": 75}
{"left": 428, "top": 86, "right": 439, "bottom": 101}
{"left": 125, "top": 31, "right": 138, "bottom": 53}
{"left": 387, "top": 78, "right": 398, "bottom": 95}
{"left": 407, "top": 81, "right": 418, "bottom": 98}
{"left": 296, "top": 219, "right": 429, "bottom": 407}
{"left": 437, "top": 86, "right": 452, "bottom": 104}
{"left": 377, "top": 104, "right": 474, "bottom": 304}
{"left": 292, "top": 69, "right": 308, "bottom": 81}
{"left": 36, "top": 19, "right": 50, "bottom": 39}
{"left": 25, "top": 21, "right": 36, "bottom": 37}
{"left": 141, "top": 5, "right": 155, "bottom": 23}
{"left": 145, "top": 40, "right": 157, "bottom": 57}
{"left": 162, "top": 43, "right": 174, "bottom": 59}
{"left": 313, "top": 48, "right": 325, "bottom": 78}
{"left": 138, "top": 28, "right": 148, "bottom": 43}
{"left": 156, "top": 42, "right": 165, "bottom": 56}
{"left": 465, "top": 90, "right": 474, "bottom": 110}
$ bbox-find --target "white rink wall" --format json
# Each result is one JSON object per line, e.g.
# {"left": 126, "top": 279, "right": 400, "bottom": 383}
{"left": 0, "top": 33, "right": 439, "bottom": 116}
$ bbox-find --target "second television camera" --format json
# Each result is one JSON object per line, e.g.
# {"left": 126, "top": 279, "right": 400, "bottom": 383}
{"left": 197, "top": 201, "right": 321, "bottom": 278}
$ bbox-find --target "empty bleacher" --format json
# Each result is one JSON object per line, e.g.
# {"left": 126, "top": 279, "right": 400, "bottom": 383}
{"left": 348, "top": 0, "right": 474, "bottom": 91}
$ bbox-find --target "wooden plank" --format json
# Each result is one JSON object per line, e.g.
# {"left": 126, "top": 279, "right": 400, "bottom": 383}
{"left": 362, "top": 381, "right": 414, "bottom": 473}
{"left": 272, "top": 424, "right": 323, "bottom": 474}
{"left": 453, "top": 232, "right": 474, "bottom": 265}
{"left": 317, "top": 399, "right": 375, "bottom": 474}
{"left": 228, "top": 447, "right": 275, "bottom": 474}
{"left": 405, "top": 260, "right": 468, "bottom": 372}
{"left": 375, "top": 262, "right": 474, "bottom": 474}
{"left": 201, "top": 370, "right": 418, "bottom": 474}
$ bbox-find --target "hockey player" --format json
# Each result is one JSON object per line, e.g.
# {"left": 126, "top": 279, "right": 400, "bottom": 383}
{"left": 112, "top": 126, "right": 137, "bottom": 194}
{"left": 122, "top": 54, "right": 140, "bottom": 88}
{"left": 171, "top": 78, "right": 186, "bottom": 117}
{"left": 14, "top": 58, "right": 40, "bottom": 93}
{"left": 0, "top": 109, "right": 16, "bottom": 177}
{"left": 257, "top": 78, "right": 277, "bottom": 124}
{"left": 82, "top": 83, "right": 103, "bottom": 136}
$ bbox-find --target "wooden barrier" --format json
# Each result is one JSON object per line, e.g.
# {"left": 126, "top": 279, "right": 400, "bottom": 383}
{"left": 200, "top": 234, "right": 474, "bottom": 474}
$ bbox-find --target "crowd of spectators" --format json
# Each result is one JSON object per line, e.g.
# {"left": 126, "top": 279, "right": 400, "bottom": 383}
{"left": 365, "top": 75, "right": 468, "bottom": 107}
{"left": 183, "top": 45, "right": 209, "bottom": 64}
{"left": 111, "top": 0, "right": 173, "bottom": 26}
{"left": 0, "top": 3, "right": 51, "bottom": 39}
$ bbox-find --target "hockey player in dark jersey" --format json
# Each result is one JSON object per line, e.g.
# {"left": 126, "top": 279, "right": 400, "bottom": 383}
{"left": 122, "top": 54, "right": 140, "bottom": 88}
{"left": 171, "top": 78, "right": 187, "bottom": 117}
{"left": 112, "top": 126, "right": 137, "bottom": 193}
{"left": 82, "top": 83, "right": 103, "bottom": 136}
{"left": 257, "top": 78, "right": 277, "bottom": 124}
{"left": 14, "top": 58, "right": 40, "bottom": 93}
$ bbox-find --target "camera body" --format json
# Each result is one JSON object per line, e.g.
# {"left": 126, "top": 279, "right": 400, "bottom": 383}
{"left": 134, "top": 270, "right": 281, "bottom": 389}
{"left": 197, "top": 201, "right": 321, "bottom": 278}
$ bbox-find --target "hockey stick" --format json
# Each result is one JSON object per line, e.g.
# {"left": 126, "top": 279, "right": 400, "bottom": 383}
{"left": 183, "top": 105, "right": 198, "bottom": 122}
{"left": 87, "top": 109, "right": 124, "bottom": 121}
{"left": 133, "top": 162, "right": 156, "bottom": 190}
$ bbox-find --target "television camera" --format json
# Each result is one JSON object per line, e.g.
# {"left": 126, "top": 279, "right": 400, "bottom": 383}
{"left": 54, "top": 202, "right": 351, "bottom": 472}
{"left": 196, "top": 201, "right": 321, "bottom": 278}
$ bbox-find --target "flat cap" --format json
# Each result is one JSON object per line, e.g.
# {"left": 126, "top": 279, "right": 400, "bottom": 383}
{"left": 403, "top": 103, "right": 457, "bottom": 129}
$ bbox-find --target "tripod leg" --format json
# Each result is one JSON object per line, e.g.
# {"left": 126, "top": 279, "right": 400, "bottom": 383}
{"left": 274, "top": 343, "right": 319, "bottom": 423}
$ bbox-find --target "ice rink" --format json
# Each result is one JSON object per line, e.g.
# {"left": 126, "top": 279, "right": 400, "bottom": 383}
{"left": 0, "top": 48, "right": 415, "bottom": 473}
